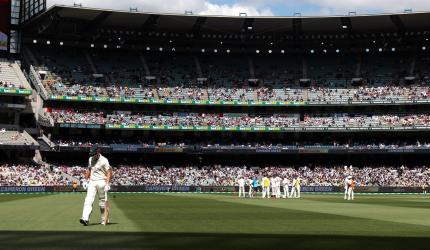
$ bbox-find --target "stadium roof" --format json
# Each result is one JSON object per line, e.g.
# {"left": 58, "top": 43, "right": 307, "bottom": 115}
{"left": 22, "top": 5, "right": 430, "bottom": 35}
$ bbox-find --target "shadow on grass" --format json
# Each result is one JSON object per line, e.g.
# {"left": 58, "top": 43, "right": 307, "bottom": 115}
{"left": 2, "top": 231, "right": 430, "bottom": 250}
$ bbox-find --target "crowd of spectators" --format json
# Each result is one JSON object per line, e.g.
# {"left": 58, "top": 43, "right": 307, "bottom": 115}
{"left": 0, "top": 81, "right": 24, "bottom": 89}
{"left": 106, "top": 113, "right": 298, "bottom": 127}
{"left": 52, "top": 138, "right": 430, "bottom": 150}
{"left": 0, "top": 164, "right": 70, "bottom": 186}
{"left": 303, "top": 114, "right": 430, "bottom": 128}
{"left": 48, "top": 110, "right": 430, "bottom": 129}
{"left": 43, "top": 82, "right": 430, "bottom": 104}
{"left": 49, "top": 109, "right": 105, "bottom": 124}
{"left": 2, "top": 163, "right": 429, "bottom": 187}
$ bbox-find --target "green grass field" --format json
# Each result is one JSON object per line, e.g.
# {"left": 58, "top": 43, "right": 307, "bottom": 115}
{"left": 1, "top": 193, "right": 430, "bottom": 249}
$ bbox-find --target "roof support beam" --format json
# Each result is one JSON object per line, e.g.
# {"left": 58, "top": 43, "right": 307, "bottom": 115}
{"left": 390, "top": 15, "right": 405, "bottom": 33}
{"left": 82, "top": 11, "right": 112, "bottom": 35}
{"left": 140, "top": 14, "right": 160, "bottom": 31}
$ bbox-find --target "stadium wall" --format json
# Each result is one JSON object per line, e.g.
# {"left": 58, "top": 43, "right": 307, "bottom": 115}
{"left": 0, "top": 186, "right": 425, "bottom": 193}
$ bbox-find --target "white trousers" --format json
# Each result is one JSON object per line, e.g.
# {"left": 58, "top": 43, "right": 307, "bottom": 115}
{"left": 262, "top": 186, "right": 270, "bottom": 198}
{"left": 344, "top": 186, "right": 348, "bottom": 199}
{"left": 291, "top": 186, "right": 300, "bottom": 198}
{"left": 238, "top": 186, "right": 245, "bottom": 197}
{"left": 283, "top": 185, "right": 290, "bottom": 198}
{"left": 248, "top": 186, "right": 253, "bottom": 197}
{"left": 347, "top": 187, "right": 354, "bottom": 200}
{"left": 82, "top": 180, "right": 107, "bottom": 222}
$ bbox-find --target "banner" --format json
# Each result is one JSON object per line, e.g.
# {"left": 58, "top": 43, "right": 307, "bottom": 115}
{"left": 0, "top": 185, "right": 424, "bottom": 193}
{"left": 0, "top": 88, "right": 32, "bottom": 95}
{"left": 0, "top": 186, "right": 46, "bottom": 193}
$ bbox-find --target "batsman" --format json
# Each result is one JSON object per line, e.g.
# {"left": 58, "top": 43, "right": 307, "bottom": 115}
{"left": 80, "top": 145, "right": 113, "bottom": 226}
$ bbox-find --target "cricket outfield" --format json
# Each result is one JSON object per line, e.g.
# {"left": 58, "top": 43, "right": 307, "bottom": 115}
{"left": 1, "top": 193, "right": 430, "bottom": 249}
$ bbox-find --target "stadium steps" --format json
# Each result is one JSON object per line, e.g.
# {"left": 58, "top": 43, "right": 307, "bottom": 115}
{"left": 37, "top": 134, "right": 55, "bottom": 151}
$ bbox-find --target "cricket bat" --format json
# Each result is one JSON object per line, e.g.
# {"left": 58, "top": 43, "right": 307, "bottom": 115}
{"left": 104, "top": 191, "right": 109, "bottom": 226}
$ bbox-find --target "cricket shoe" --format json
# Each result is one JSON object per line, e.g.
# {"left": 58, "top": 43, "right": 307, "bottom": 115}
{"left": 79, "top": 218, "right": 89, "bottom": 226}
{"left": 101, "top": 219, "right": 110, "bottom": 225}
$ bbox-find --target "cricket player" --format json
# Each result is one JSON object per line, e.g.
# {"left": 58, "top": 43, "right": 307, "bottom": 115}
{"left": 344, "top": 176, "right": 351, "bottom": 200}
{"left": 282, "top": 176, "right": 290, "bottom": 198}
{"left": 238, "top": 176, "right": 246, "bottom": 198}
{"left": 248, "top": 178, "right": 254, "bottom": 198}
{"left": 291, "top": 176, "right": 301, "bottom": 198}
{"left": 276, "top": 176, "right": 282, "bottom": 198}
{"left": 347, "top": 177, "right": 355, "bottom": 200}
{"left": 262, "top": 176, "right": 270, "bottom": 198}
{"left": 80, "top": 145, "right": 113, "bottom": 226}
{"left": 252, "top": 177, "right": 258, "bottom": 197}
{"left": 270, "top": 176, "right": 277, "bottom": 198}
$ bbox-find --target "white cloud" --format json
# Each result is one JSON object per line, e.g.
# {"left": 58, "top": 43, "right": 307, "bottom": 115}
{"left": 47, "top": 0, "right": 273, "bottom": 16}
{"left": 200, "top": 2, "right": 273, "bottom": 16}
{"left": 303, "top": 0, "right": 430, "bottom": 15}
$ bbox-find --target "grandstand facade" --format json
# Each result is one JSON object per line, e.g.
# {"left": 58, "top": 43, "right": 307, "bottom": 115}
{"left": 1, "top": 4, "right": 430, "bottom": 189}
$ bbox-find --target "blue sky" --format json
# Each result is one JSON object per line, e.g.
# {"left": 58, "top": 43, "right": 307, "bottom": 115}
{"left": 47, "top": 0, "right": 430, "bottom": 16}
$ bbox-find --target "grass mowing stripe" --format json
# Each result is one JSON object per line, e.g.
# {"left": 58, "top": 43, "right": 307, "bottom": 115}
{"left": 115, "top": 193, "right": 430, "bottom": 237}
{"left": 0, "top": 193, "right": 138, "bottom": 232}
{"left": 2, "top": 193, "right": 430, "bottom": 250}
{"left": 166, "top": 193, "right": 430, "bottom": 228}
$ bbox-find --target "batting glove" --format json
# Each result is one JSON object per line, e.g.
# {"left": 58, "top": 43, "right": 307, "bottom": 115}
{"left": 82, "top": 182, "right": 88, "bottom": 190}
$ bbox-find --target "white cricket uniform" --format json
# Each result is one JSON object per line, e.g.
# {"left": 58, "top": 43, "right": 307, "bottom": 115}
{"left": 282, "top": 178, "right": 290, "bottom": 198}
{"left": 276, "top": 177, "right": 282, "bottom": 198}
{"left": 347, "top": 180, "right": 355, "bottom": 200}
{"left": 270, "top": 177, "right": 277, "bottom": 197}
{"left": 238, "top": 178, "right": 246, "bottom": 197}
{"left": 344, "top": 178, "right": 349, "bottom": 200}
{"left": 81, "top": 154, "right": 112, "bottom": 222}
{"left": 248, "top": 179, "right": 253, "bottom": 197}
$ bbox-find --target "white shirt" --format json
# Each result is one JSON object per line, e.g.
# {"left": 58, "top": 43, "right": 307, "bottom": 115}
{"left": 344, "top": 178, "right": 350, "bottom": 189}
{"left": 238, "top": 178, "right": 245, "bottom": 187}
{"left": 88, "top": 154, "right": 111, "bottom": 181}
{"left": 282, "top": 178, "right": 290, "bottom": 186}
{"left": 276, "top": 177, "right": 282, "bottom": 187}
{"left": 248, "top": 179, "right": 253, "bottom": 187}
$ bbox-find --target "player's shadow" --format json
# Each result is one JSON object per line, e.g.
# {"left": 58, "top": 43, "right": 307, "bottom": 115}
{"left": 87, "top": 222, "right": 119, "bottom": 226}
{"left": 2, "top": 231, "right": 430, "bottom": 250}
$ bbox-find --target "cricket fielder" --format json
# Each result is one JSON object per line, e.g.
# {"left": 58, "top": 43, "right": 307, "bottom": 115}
{"left": 248, "top": 178, "right": 254, "bottom": 198}
{"left": 238, "top": 177, "right": 246, "bottom": 198}
{"left": 80, "top": 145, "right": 113, "bottom": 226}
{"left": 276, "top": 176, "right": 282, "bottom": 198}
{"left": 252, "top": 177, "right": 258, "bottom": 197}
{"left": 344, "top": 176, "right": 351, "bottom": 200}
{"left": 262, "top": 176, "right": 270, "bottom": 198}
{"left": 282, "top": 177, "right": 290, "bottom": 198}
{"left": 291, "top": 176, "right": 301, "bottom": 198}
{"left": 270, "top": 176, "right": 277, "bottom": 198}
{"left": 347, "top": 177, "right": 355, "bottom": 200}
